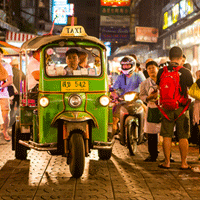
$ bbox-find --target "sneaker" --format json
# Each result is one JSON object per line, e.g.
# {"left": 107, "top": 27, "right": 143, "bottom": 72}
{"left": 144, "top": 156, "right": 157, "bottom": 162}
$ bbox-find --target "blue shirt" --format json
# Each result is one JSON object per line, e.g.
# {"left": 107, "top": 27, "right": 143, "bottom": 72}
{"left": 113, "top": 72, "right": 145, "bottom": 95}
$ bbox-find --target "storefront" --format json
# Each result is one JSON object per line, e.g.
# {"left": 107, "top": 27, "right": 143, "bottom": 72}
{"left": 163, "top": 19, "right": 200, "bottom": 76}
{"left": 160, "top": 0, "right": 200, "bottom": 76}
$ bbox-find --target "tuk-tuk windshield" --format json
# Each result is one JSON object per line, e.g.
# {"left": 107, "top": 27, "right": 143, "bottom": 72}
{"left": 45, "top": 46, "right": 101, "bottom": 77}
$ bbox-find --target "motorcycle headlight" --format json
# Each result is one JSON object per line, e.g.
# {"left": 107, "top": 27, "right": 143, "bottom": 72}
{"left": 124, "top": 93, "right": 136, "bottom": 102}
{"left": 99, "top": 95, "right": 110, "bottom": 106}
{"left": 68, "top": 94, "right": 82, "bottom": 108}
{"left": 39, "top": 97, "right": 49, "bottom": 107}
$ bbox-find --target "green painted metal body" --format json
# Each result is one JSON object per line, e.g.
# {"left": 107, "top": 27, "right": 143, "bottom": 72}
{"left": 27, "top": 41, "right": 111, "bottom": 145}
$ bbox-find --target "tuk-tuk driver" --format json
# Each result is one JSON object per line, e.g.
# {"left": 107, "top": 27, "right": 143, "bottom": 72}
{"left": 111, "top": 56, "right": 146, "bottom": 135}
{"left": 64, "top": 49, "right": 81, "bottom": 75}
{"left": 27, "top": 50, "right": 40, "bottom": 90}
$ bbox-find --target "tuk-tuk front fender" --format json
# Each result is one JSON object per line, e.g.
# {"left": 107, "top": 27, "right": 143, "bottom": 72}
{"left": 51, "top": 111, "right": 97, "bottom": 127}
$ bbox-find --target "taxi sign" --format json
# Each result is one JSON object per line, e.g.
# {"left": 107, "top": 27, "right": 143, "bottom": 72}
{"left": 60, "top": 26, "right": 87, "bottom": 37}
{"left": 61, "top": 81, "right": 89, "bottom": 92}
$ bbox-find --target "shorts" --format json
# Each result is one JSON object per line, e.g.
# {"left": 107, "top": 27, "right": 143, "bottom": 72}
{"left": 0, "top": 98, "right": 10, "bottom": 111}
{"left": 160, "top": 107, "right": 190, "bottom": 139}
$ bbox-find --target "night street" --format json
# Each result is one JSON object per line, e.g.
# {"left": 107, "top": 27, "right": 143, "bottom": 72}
{"left": 0, "top": 133, "right": 200, "bottom": 200}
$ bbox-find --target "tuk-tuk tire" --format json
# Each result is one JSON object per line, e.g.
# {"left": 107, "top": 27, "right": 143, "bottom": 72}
{"left": 69, "top": 133, "right": 85, "bottom": 178}
{"left": 98, "top": 149, "right": 112, "bottom": 160}
{"left": 126, "top": 120, "right": 137, "bottom": 156}
{"left": 15, "top": 123, "right": 28, "bottom": 160}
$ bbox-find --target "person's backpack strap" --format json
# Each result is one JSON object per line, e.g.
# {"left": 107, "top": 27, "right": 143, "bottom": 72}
{"left": 163, "top": 66, "right": 168, "bottom": 73}
{"left": 156, "top": 103, "right": 170, "bottom": 121}
{"left": 174, "top": 65, "right": 182, "bottom": 72}
{"left": 156, "top": 99, "right": 191, "bottom": 121}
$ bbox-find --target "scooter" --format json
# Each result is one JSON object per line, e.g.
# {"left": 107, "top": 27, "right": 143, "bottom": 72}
{"left": 114, "top": 91, "right": 145, "bottom": 155}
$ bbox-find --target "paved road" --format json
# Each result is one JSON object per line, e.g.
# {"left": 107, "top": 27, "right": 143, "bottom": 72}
{"left": 0, "top": 133, "right": 200, "bottom": 200}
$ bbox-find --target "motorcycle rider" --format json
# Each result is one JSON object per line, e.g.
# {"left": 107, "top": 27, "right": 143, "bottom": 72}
{"left": 111, "top": 56, "right": 146, "bottom": 135}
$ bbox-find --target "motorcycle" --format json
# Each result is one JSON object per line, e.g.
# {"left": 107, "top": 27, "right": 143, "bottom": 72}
{"left": 112, "top": 91, "right": 145, "bottom": 155}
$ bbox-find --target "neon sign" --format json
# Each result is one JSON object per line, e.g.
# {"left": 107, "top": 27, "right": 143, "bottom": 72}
{"left": 52, "top": 0, "right": 74, "bottom": 25}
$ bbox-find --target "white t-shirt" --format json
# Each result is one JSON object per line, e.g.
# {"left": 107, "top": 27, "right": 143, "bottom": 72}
{"left": 0, "top": 61, "right": 13, "bottom": 98}
{"left": 27, "top": 57, "right": 40, "bottom": 90}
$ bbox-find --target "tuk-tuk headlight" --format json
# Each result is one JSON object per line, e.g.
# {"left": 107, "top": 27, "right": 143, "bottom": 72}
{"left": 68, "top": 94, "right": 82, "bottom": 108}
{"left": 124, "top": 93, "right": 136, "bottom": 102}
{"left": 99, "top": 95, "right": 109, "bottom": 106}
{"left": 39, "top": 97, "right": 49, "bottom": 107}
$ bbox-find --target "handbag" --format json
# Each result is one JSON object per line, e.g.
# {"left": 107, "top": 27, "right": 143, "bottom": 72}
{"left": 147, "top": 107, "right": 162, "bottom": 123}
{"left": 0, "top": 62, "right": 8, "bottom": 81}
{"left": 188, "top": 82, "right": 200, "bottom": 101}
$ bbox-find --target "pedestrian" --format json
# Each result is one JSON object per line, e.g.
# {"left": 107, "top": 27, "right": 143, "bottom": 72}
{"left": 183, "top": 63, "right": 191, "bottom": 71}
{"left": 143, "top": 58, "right": 153, "bottom": 78}
{"left": 10, "top": 58, "right": 26, "bottom": 122}
{"left": 157, "top": 46, "right": 193, "bottom": 169}
{"left": 129, "top": 54, "right": 146, "bottom": 80}
{"left": 139, "top": 60, "right": 161, "bottom": 162}
{"left": 188, "top": 70, "right": 200, "bottom": 160}
{"left": 181, "top": 54, "right": 186, "bottom": 66}
{"left": 0, "top": 48, "right": 13, "bottom": 141}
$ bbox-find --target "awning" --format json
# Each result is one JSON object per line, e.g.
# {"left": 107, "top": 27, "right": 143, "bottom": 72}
{"left": 0, "top": 19, "right": 19, "bottom": 32}
{"left": 109, "top": 44, "right": 149, "bottom": 60}
{"left": 6, "top": 31, "right": 37, "bottom": 43}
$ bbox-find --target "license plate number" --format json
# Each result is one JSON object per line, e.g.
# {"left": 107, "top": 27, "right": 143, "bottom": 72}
{"left": 61, "top": 81, "right": 89, "bottom": 92}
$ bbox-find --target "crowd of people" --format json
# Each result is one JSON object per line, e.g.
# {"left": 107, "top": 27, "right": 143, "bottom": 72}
{"left": 111, "top": 46, "right": 200, "bottom": 170}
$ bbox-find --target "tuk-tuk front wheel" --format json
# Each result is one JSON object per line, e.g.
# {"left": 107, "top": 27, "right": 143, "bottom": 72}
{"left": 98, "top": 149, "right": 112, "bottom": 160}
{"left": 68, "top": 133, "right": 85, "bottom": 178}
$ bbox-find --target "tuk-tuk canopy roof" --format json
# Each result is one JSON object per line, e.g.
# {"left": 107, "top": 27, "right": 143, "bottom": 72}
{"left": 20, "top": 33, "right": 106, "bottom": 52}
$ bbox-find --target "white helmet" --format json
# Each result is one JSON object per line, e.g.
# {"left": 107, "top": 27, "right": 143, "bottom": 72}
{"left": 120, "top": 56, "right": 136, "bottom": 75}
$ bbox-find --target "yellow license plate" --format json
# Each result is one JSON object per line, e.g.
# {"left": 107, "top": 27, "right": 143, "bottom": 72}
{"left": 61, "top": 81, "right": 89, "bottom": 92}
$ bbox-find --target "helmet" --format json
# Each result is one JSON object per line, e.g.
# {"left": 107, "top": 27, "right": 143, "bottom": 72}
{"left": 120, "top": 56, "right": 136, "bottom": 75}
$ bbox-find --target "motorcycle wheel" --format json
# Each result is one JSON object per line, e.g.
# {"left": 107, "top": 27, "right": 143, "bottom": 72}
{"left": 68, "top": 133, "right": 85, "bottom": 178}
{"left": 126, "top": 121, "right": 138, "bottom": 156}
{"left": 14, "top": 122, "right": 28, "bottom": 160}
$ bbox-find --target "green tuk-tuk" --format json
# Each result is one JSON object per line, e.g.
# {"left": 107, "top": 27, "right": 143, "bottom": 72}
{"left": 12, "top": 26, "right": 114, "bottom": 178}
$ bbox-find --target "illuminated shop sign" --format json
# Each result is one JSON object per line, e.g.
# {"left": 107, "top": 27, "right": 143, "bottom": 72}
{"left": 100, "top": 26, "right": 130, "bottom": 42}
{"left": 101, "top": 6, "right": 130, "bottom": 15}
{"left": 100, "top": 0, "right": 131, "bottom": 6}
{"left": 180, "top": 0, "right": 187, "bottom": 18}
{"left": 172, "top": 3, "right": 179, "bottom": 24}
{"left": 135, "top": 26, "right": 159, "bottom": 43}
{"left": 52, "top": 0, "right": 74, "bottom": 25}
{"left": 163, "top": 0, "right": 194, "bottom": 30}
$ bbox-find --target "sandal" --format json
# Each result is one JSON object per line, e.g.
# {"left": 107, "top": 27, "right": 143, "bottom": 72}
{"left": 4, "top": 135, "right": 11, "bottom": 142}
{"left": 180, "top": 166, "right": 192, "bottom": 170}
{"left": 158, "top": 163, "right": 170, "bottom": 169}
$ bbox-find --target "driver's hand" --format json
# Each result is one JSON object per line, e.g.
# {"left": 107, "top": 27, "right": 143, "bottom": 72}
{"left": 110, "top": 91, "right": 118, "bottom": 99}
